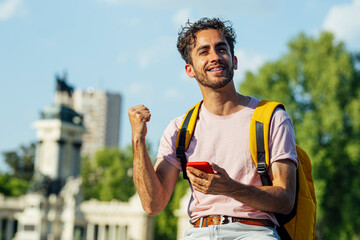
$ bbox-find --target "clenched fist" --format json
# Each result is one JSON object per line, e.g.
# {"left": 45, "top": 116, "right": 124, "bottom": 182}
{"left": 128, "top": 105, "right": 151, "bottom": 140}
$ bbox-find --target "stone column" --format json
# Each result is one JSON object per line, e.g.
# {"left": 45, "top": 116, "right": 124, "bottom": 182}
{"left": 5, "top": 219, "right": 14, "bottom": 240}
{"left": 118, "top": 225, "right": 126, "bottom": 240}
{"left": 86, "top": 223, "right": 94, "bottom": 240}
{"left": 109, "top": 225, "right": 116, "bottom": 240}
{"left": 98, "top": 225, "right": 106, "bottom": 240}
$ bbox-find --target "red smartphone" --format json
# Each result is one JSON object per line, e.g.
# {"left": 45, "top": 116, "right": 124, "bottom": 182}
{"left": 186, "top": 161, "right": 214, "bottom": 173}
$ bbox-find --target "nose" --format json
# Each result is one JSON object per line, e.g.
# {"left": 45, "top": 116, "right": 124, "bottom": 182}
{"left": 209, "top": 49, "right": 220, "bottom": 62}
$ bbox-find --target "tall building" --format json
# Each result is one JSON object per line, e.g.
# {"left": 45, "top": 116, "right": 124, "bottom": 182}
{"left": 54, "top": 75, "right": 121, "bottom": 158}
{"left": 72, "top": 89, "right": 121, "bottom": 158}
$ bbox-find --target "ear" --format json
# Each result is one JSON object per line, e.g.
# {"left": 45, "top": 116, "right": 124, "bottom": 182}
{"left": 185, "top": 64, "right": 195, "bottom": 78}
{"left": 233, "top": 56, "right": 238, "bottom": 70}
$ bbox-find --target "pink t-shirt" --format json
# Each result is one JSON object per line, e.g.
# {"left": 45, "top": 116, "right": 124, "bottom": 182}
{"left": 156, "top": 97, "right": 298, "bottom": 225}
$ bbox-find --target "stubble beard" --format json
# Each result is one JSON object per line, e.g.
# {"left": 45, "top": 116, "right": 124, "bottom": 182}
{"left": 194, "top": 64, "right": 234, "bottom": 90}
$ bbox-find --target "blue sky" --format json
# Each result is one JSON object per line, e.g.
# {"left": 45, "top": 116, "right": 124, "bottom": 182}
{"left": 0, "top": 0, "right": 359, "bottom": 169}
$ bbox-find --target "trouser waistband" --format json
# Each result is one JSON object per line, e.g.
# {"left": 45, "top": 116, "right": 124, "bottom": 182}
{"left": 193, "top": 215, "right": 275, "bottom": 228}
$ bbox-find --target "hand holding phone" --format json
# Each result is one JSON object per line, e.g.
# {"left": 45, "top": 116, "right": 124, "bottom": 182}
{"left": 186, "top": 161, "right": 214, "bottom": 173}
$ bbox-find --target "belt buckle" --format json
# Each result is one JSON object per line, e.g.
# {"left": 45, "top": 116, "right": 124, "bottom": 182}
{"left": 199, "top": 217, "right": 204, "bottom": 228}
{"left": 221, "top": 216, "right": 231, "bottom": 225}
{"left": 198, "top": 217, "right": 210, "bottom": 228}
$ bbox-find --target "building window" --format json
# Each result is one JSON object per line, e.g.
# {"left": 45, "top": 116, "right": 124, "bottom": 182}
{"left": 24, "top": 225, "right": 35, "bottom": 231}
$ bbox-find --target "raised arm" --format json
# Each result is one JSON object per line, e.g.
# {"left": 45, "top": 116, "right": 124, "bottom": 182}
{"left": 128, "top": 105, "right": 179, "bottom": 215}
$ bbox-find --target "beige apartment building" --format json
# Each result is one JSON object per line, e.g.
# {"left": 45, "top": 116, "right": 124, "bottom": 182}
{"left": 54, "top": 76, "right": 121, "bottom": 158}
{"left": 72, "top": 89, "right": 121, "bottom": 158}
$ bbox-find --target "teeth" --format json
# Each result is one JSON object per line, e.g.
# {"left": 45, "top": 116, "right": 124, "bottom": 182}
{"left": 210, "top": 67, "right": 223, "bottom": 71}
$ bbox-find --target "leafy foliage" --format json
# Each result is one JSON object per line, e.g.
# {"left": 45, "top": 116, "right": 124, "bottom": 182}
{"left": 2, "top": 143, "right": 35, "bottom": 181}
{"left": 81, "top": 146, "right": 136, "bottom": 202}
{"left": 239, "top": 32, "right": 360, "bottom": 239}
{"left": 0, "top": 142, "right": 36, "bottom": 196}
{"left": 81, "top": 144, "right": 189, "bottom": 239}
{"left": 154, "top": 177, "right": 189, "bottom": 240}
{"left": 0, "top": 174, "right": 29, "bottom": 196}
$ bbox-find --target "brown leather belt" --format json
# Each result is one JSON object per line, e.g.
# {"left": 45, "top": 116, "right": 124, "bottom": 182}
{"left": 193, "top": 215, "right": 274, "bottom": 228}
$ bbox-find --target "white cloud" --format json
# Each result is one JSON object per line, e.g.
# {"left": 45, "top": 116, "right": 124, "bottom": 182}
{"left": 136, "top": 36, "right": 175, "bottom": 68}
{"left": 40, "top": 38, "right": 56, "bottom": 49}
{"left": 117, "top": 53, "right": 128, "bottom": 65}
{"left": 128, "top": 17, "right": 141, "bottom": 27}
{"left": 323, "top": 0, "right": 360, "bottom": 49}
{"left": 97, "top": 0, "right": 279, "bottom": 16}
{"left": 179, "top": 70, "right": 191, "bottom": 82}
{"left": 127, "top": 82, "right": 152, "bottom": 95}
{"left": 98, "top": 0, "right": 171, "bottom": 7}
{"left": 234, "top": 49, "right": 267, "bottom": 84}
{"left": 173, "top": 8, "right": 191, "bottom": 27}
{"left": 163, "top": 88, "right": 181, "bottom": 100}
{"left": 98, "top": 0, "right": 129, "bottom": 4}
{"left": 0, "top": 0, "right": 25, "bottom": 21}
{"left": 95, "top": 0, "right": 283, "bottom": 27}
{"left": 138, "top": 55, "right": 150, "bottom": 68}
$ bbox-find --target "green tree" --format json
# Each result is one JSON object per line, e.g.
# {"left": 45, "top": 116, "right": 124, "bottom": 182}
{"left": 2, "top": 142, "right": 35, "bottom": 181}
{"left": 81, "top": 143, "right": 189, "bottom": 239}
{"left": 0, "top": 142, "right": 36, "bottom": 196}
{"left": 154, "top": 177, "right": 189, "bottom": 240}
{"left": 0, "top": 174, "right": 29, "bottom": 196}
{"left": 239, "top": 32, "right": 360, "bottom": 239}
{"left": 82, "top": 146, "right": 136, "bottom": 202}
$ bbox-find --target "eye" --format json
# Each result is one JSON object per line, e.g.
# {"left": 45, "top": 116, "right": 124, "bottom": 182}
{"left": 218, "top": 48, "right": 227, "bottom": 53}
{"left": 199, "top": 50, "right": 208, "bottom": 55}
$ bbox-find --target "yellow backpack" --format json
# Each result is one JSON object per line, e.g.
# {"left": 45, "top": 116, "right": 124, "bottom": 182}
{"left": 175, "top": 100, "right": 317, "bottom": 240}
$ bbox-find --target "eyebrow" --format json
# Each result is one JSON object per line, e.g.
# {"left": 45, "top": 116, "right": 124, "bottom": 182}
{"left": 195, "top": 41, "right": 229, "bottom": 54}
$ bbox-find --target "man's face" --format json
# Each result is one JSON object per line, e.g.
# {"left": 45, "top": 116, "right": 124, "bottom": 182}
{"left": 185, "top": 29, "right": 237, "bottom": 90}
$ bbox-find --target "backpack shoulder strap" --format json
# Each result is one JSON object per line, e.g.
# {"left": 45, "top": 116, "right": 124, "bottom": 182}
{"left": 176, "top": 100, "right": 203, "bottom": 179}
{"left": 250, "top": 100, "right": 284, "bottom": 186}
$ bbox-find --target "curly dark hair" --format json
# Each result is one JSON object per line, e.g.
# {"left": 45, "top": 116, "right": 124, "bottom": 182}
{"left": 177, "top": 17, "right": 237, "bottom": 64}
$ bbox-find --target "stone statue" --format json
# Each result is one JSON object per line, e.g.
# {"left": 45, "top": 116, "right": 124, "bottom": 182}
{"left": 56, "top": 72, "right": 74, "bottom": 96}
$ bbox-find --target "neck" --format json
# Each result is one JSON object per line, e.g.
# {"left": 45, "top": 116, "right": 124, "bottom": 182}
{"left": 199, "top": 82, "right": 250, "bottom": 116}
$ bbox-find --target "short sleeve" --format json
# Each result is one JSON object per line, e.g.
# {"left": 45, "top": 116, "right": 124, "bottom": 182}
{"left": 269, "top": 108, "right": 298, "bottom": 168}
{"left": 156, "top": 117, "right": 183, "bottom": 171}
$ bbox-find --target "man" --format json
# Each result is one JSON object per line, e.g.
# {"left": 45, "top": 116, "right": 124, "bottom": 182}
{"left": 128, "top": 18, "right": 297, "bottom": 239}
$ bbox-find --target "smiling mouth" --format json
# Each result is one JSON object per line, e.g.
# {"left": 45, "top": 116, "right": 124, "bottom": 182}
{"left": 209, "top": 67, "right": 224, "bottom": 72}
{"left": 207, "top": 63, "right": 226, "bottom": 72}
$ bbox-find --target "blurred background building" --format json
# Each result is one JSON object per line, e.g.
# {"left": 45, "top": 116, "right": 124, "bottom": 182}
{"left": 54, "top": 74, "right": 122, "bottom": 158}
{"left": 0, "top": 76, "right": 154, "bottom": 240}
